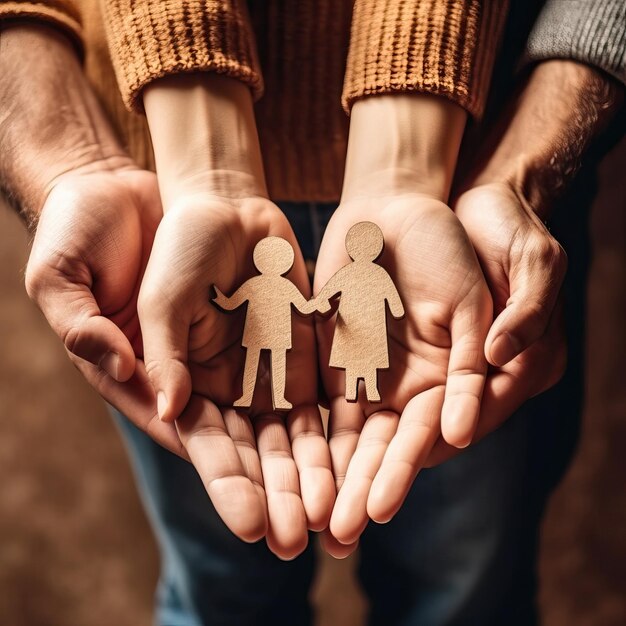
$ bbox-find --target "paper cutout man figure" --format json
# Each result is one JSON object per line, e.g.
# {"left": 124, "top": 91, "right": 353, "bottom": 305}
{"left": 213, "top": 236, "right": 318, "bottom": 411}
{"left": 314, "top": 221, "right": 405, "bottom": 402}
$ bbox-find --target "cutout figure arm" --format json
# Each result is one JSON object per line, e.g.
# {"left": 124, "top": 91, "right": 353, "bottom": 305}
{"left": 313, "top": 270, "right": 346, "bottom": 311}
{"left": 301, "top": 295, "right": 332, "bottom": 315}
{"left": 213, "top": 285, "right": 246, "bottom": 311}
{"left": 315, "top": 93, "right": 492, "bottom": 556}
{"left": 384, "top": 275, "right": 405, "bottom": 319}
{"left": 291, "top": 289, "right": 318, "bottom": 315}
{"left": 140, "top": 74, "right": 335, "bottom": 560}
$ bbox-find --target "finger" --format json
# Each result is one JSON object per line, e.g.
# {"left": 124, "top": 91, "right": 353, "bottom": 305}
{"left": 327, "top": 397, "right": 366, "bottom": 492}
{"left": 25, "top": 267, "right": 136, "bottom": 382}
{"left": 441, "top": 294, "right": 491, "bottom": 448}
{"left": 177, "top": 396, "right": 267, "bottom": 542}
{"left": 427, "top": 304, "right": 566, "bottom": 466}
{"left": 486, "top": 240, "right": 566, "bottom": 367}
{"left": 73, "top": 356, "right": 185, "bottom": 457}
{"left": 330, "top": 411, "right": 399, "bottom": 544}
{"left": 138, "top": 285, "right": 192, "bottom": 423}
{"left": 319, "top": 528, "right": 359, "bottom": 559}
{"left": 254, "top": 414, "right": 309, "bottom": 560}
{"left": 287, "top": 404, "right": 336, "bottom": 531}
{"left": 367, "top": 389, "right": 443, "bottom": 523}
{"left": 427, "top": 369, "right": 523, "bottom": 467}
{"left": 222, "top": 408, "right": 266, "bottom": 499}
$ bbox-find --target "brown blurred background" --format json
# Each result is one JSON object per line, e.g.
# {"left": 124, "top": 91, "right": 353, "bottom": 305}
{"left": 0, "top": 135, "right": 624, "bottom": 626}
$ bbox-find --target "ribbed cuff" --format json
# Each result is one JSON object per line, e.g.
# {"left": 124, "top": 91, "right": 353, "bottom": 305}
{"left": 342, "top": 0, "right": 509, "bottom": 119}
{"left": 101, "top": 0, "right": 264, "bottom": 113}
{"left": 0, "top": 1, "right": 83, "bottom": 52}
{"left": 525, "top": 0, "right": 626, "bottom": 86}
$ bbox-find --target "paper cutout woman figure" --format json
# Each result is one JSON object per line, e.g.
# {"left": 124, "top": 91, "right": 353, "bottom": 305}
{"left": 213, "top": 236, "right": 318, "bottom": 411}
{"left": 315, "top": 222, "right": 404, "bottom": 402}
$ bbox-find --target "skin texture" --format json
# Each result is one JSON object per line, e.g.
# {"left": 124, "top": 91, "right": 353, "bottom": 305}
{"left": 315, "top": 95, "right": 493, "bottom": 553}
{"left": 5, "top": 20, "right": 622, "bottom": 562}
{"left": 141, "top": 74, "right": 335, "bottom": 559}
{"left": 428, "top": 60, "right": 623, "bottom": 464}
{"left": 1, "top": 25, "right": 335, "bottom": 557}
{"left": 0, "top": 24, "right": 126, "bottom": 218}
{"left": 0, "top": 24, "right": 184, "bottom": 454}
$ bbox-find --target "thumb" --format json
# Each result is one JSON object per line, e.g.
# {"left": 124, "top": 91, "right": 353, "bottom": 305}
{"left": 485, "top": 239, "right": 566, "bottom": 367}
{"left": 138, "top": 286, "right": 192, "bottom": 423}
{"left": 25, "top": 265, "right": 136, "bottom": 382}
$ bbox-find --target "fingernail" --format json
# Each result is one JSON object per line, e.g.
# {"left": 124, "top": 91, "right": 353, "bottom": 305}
{"left": 99, "top": 352, "right": 120, "bottom": 381}
{"left": 490, "top": 331, "right": 523, "bottom": 366}
{"left": 157, "top": 391, "right": 168, "bottom": 420}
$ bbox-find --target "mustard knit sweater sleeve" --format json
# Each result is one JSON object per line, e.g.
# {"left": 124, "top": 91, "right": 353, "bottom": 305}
{"left": 0, "top": 1, "right": 508, "bottom": 119}
{"left": 0, "top": 1, "right": 83, "bottom": 49}
{"left": 343, "top": 0, "right": 509, "bottom": 118}
{"left": 100, "top": 0, "right": 263, "bottom": 112}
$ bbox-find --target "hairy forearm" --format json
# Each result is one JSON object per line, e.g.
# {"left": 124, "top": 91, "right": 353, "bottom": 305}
{"left": 342, "top": 94, "right": 467, "bottom": 203}
{"left": 143, "top": 73, "right": 267, "bottom": 209}
{"left": 0, "top": 23, "right": 129, "bottom": 222}
{"left": 471, "top": 60, "right": 623, "bottom": 218}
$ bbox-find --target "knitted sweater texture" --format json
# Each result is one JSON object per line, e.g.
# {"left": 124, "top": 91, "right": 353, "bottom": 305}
{"left": 0, "top": 0, "right": 509, "bottom": 201}
{"left": 526, "top": 0, "right": 626, "bottom": 85}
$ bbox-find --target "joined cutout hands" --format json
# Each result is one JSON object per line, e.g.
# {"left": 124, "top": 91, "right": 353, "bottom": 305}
{"left": 212, "top": 222, "right": 404, "bottom": 411}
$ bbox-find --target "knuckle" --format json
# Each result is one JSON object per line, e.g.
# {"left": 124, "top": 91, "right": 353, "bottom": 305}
{"left": 137, "top": 283, "right": 163, "bottom": 318}
{"left": 137, "top": 281, "right": 154, "bottom": 308}
{"left": 62, "top": 324, "right": 81, "bottom": 355}
{"left": 138, "top": 281, "right": 187, "bottom": 325}
{"left": 144, "top": 358, "right": 165, "bottom": 380}
{"left": 24, "top": 261, "right": 47, "bottom": 301}
{"left": 532, "top": 237, "right": 567, "bottom": 276}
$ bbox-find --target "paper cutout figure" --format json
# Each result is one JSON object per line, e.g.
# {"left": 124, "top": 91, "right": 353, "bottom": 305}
{"left": 213, "top": 236, "right": 319, "bottom": 411}
{"left": 313, "top": 221, "right": 404, "bottom": 402}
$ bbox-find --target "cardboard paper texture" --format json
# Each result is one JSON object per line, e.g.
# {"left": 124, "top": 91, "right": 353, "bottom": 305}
{"left": 212, "top": 222, "right": 403, "bottom": 410}
{"left": 313, "top": 221, "right": 404, "bottom": 402}
{"left": 213, "top": 236, "right": 318, "bottom": 411}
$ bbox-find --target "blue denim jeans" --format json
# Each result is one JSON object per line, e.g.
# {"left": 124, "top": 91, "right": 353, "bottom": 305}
{"left": 112, "top": 201, "right": 582, "bottom": 626}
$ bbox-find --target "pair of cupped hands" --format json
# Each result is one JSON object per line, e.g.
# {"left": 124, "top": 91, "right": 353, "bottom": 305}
{"left": 25, "top": 158, "right": 566, "bottom": 560}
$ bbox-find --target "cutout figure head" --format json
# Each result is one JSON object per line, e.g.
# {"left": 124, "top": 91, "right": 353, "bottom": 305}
{"left": 345, "top": 221, "right": 384, "bottom": 262}
{"left": 253, "top": 236, "right": 294, "bottom": 276}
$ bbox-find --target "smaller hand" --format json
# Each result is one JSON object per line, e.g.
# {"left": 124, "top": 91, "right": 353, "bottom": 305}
{"left": 138, "top": 193, "right": 335, "bottom": 559}
{"left": 315, "top": 193, "right": 492, "bottom": 548}
{"left": 140, "top": 72, "right": 335, "bottom": 556}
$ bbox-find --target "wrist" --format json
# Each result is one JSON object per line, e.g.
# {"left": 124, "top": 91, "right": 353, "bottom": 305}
{"left": 469, "top": 60, "right": 623, "bottom": 218}
{"left": 341, "top": 94, "right": 466, "bottom": 203}
{"left": 0, "top": 24, "right": 128, "bottom": 218}
{"left": 143, "top": 73, "right": 268, "bottom": 210}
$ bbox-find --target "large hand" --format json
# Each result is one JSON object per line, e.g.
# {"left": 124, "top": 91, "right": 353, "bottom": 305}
{"left": 24, "top": 163, "right": 185, "bottom": 454}
{"left": 314, "top": 193, "right": 492, "bottom": 549}
{"left": 137, "top": 194, "right": 334, "bottom": 558}
{"left": 426, "top": 182, "right": 567, "bottom": 464}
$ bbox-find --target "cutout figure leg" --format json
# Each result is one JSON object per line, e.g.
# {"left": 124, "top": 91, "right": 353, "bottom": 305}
{"left": 345, "top": 370, "right": 359, "bottom": 402}
{"left": 271, "top": 350, "right": 292, "bottom": 411}
{"left": 234, "top": 347, "right": 261, "bottom": 407}
{"left": 364, "top": 369, "right": 381, "bottom": 403}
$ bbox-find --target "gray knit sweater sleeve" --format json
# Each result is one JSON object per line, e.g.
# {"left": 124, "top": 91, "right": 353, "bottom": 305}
{"left": 525, "top": 0, "right": 626, "bottom": 85}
